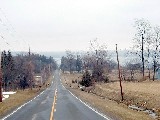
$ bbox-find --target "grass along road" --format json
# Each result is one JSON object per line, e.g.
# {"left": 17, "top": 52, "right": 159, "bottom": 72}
{"left": 0, "top": 75, "right": 53, "bottom": 118}
{"left": 61, "top": 73, "right": 155, "bottom": 120}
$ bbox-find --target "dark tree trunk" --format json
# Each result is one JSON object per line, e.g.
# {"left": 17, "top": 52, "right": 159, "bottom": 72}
{"left": 142, "top": 34, "right": 145, "bottom": 80}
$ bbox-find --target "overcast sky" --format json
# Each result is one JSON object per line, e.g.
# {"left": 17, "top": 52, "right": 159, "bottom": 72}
{"left": 0, "top": 0, "right": 160, "bottom": 52}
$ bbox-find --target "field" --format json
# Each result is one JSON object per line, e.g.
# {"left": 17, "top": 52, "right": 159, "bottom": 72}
{"left": 93, "top": 81, "right": 160, "bottom": 117}
{"left": 61, "top": 72, "right": 160, "bottom": 120}
{"left": 0, "top": 75, "right": 53, "bottom": 118}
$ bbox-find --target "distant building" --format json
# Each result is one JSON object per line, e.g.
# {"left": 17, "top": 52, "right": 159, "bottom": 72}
{"left": 34, "top": 76, "right": 43, "bottom": 86}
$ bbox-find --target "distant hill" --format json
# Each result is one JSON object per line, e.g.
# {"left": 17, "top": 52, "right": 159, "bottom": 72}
{"left": 11, "top": 50, "right": 137, "bottom": 66}
{"left": 11, "top": 51, "right": 65, "bottom": 57}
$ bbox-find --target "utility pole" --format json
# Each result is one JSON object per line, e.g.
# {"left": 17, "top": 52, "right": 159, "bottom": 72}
{"left": 0, "top": 50, "right": 2, "bottom": 102}
{"left": 116, "top": 44, "right": 124, "bottom": 101}
{"left": 28, "top": 47, "right": 32, "bottom": 90}
{"left": 142, "top": 33, "right": 145, "bottom": 80}
{"left": 49, "top": 64, "right": 51, "bottom": 74}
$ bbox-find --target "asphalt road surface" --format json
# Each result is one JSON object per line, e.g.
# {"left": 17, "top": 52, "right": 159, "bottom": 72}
{"left": 2, "top": 70, "right": 111, "bottom": 120}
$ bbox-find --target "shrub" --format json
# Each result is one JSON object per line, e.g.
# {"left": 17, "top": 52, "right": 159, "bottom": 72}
{"left": 104, "top": 76, "right": 109, "bottom": 83}
{"left": 80, "top": 70, "right": 92, "bottom": 87}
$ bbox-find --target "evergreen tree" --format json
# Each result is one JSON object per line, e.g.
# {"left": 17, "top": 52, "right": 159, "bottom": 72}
{"left": 80, "top": 70, "right": 92, "bottom": 87}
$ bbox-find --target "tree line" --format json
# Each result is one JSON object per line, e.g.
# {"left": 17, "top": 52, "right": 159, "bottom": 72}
{"left": 60, "top": 19, "right": 160, "bottom": 87}
{"left": 60, "top": 40, "right": 117, "bottom": 87}
{"left": 126, "top": 19, "right": 160, "bottom": 81}
{"left": 1, "top": 51, "right": 57, "bottom": 91}
{"left": 60, "top": 50, "right": 83, "bottom": 73}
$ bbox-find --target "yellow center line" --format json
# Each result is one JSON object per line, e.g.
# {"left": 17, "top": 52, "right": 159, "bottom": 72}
{"left": 50, "top": 89, "right": 57, "bottom": 120}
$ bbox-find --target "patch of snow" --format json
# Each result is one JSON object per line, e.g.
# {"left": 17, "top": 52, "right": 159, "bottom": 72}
{"left": 3, "top": 95, "right": 9, "bottom": 98}
{"left": 129, "top": 105, "right": 158, "bottom": 119}
{"left": 2, "top": 91, "right": 16, "bottom": 101}
{"left": 2, "top": 92, "right": 16, "bottom": 95}
{"left": 128, "top": 105, "right": 144, "bottom": 111}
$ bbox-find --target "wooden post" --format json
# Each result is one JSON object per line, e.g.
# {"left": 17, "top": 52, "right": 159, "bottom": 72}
{"left": 116, "top": 44, "right": 124, "bottom": 101}
{"left": 29, "top": 47, "right": 33, "bottom": 90}
{"left": 0, "top": 51, "right": 2, "bottom": 102}
{"left": 142, "top": 34, "right": 145, "bottom": 80}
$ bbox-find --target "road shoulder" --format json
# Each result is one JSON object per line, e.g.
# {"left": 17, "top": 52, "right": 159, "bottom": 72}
{"left": 61, "top": 73, "right": 154, "bottom": 120}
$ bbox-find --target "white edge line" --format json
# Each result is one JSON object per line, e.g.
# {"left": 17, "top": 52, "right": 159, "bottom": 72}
{"left": 61, "top": 85, "right": 111, "bottom": 120}
{"left": 62, "top": 85, "right": 65, "bottom": 89}
{"left": 1, "top": 88, "right": 48, "bottom": 120}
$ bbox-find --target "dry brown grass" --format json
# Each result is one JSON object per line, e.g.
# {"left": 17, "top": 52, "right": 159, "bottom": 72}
{"left": 108, "top": 70, "right": 153, "bottom": 82}
{"left": 62, "top": 73, "right": 82, "bottom": 88}
{"left": 0, "top": 74, "right": 53, "bottom": 118}
{"left": 70, "top": 88, "right": 153, "bottom": 120}
{"left": 0, "top": 89, "right": 38, "bottom": 117}
{"left": 95, "top": 81, "right": 160, "bottom": 116}
{"left": 61, "top": 73, "right": 155, "bottom": 120}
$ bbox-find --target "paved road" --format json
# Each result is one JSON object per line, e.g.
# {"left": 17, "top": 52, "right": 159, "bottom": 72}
{"left": 2, "top": 70, "right": 111, "bottom": 120}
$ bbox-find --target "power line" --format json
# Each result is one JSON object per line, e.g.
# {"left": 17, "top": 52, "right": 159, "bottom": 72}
{"left": 0, "top": 7, "right": 30, "bottom": 52}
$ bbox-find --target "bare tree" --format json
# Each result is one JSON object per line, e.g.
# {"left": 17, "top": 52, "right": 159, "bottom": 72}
{"left": 152, "top": 26, "right": 160, "bottom": 80}
{"left": 145, "top": 31, "right": 153, "bottom": 79}
{"left": 66, "top": 50, "right": 75, "bottom": 73}
{"left": 126, "top": 61, "right": 141, "bottom": 81}
{"left": 76, "top": 54, "right": 82, "bottom": 73}
{"left": 90, "top": 39, "right": 108, "bottom": 82}
{"left": 133, "top": 19, "right": 152, "bottom": 80}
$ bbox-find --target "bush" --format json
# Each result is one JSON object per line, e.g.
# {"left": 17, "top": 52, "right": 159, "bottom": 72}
{"left": 72, "top": 80, "right": 75, "bottom": 83}
{"left": 80, "top": 70, "right": 92, "bottom": 87}
{"left": 104, "top": 76, "right": 109, "bottom": 83}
